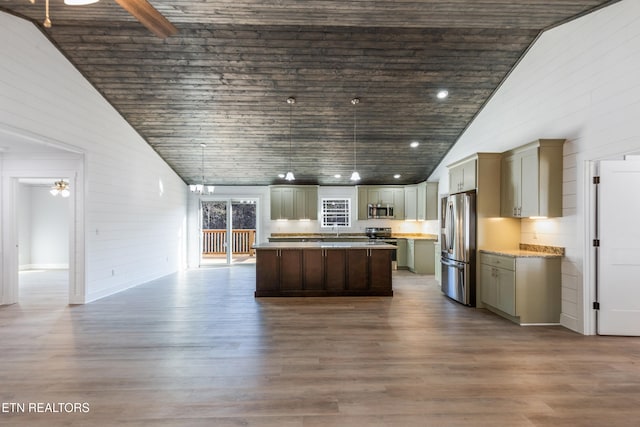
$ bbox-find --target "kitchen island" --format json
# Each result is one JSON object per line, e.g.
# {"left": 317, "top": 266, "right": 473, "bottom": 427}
{"left": 253, "top": 242, "right": 395, "bottom": 297}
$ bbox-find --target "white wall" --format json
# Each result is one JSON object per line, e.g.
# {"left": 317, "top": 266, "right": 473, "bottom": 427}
{"left": 18, "top": 185, "right": 69, "bottom": 269}
{"left": 0, "top": 12, "right": 188, "bottom": 302}
{"left": 17, "top": 183, "right": 32, "bottom": 268}
{"left": 428, "top": 0, "right": 640, "bottom": 334}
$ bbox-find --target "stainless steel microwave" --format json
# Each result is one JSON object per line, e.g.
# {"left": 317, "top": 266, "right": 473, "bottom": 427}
{"left": 368, "top": 204, "right": 394, "bottom": 219}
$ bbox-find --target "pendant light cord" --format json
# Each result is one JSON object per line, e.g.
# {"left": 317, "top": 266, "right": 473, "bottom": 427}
{"left": 289, "top": 100, "right": 293, "bottom": 171}
{"left": 286, "top": 97, "right": 295, "bottom": 180}
{"left": 353, "top": 101, "right": 357, "bottom": 169}
{"left": 352, "top": 97, "right": 359, "bottom": 171}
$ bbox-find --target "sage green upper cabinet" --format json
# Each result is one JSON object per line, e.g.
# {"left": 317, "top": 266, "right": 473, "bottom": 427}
{"left": 405, "top": 182, "right": 439, "bottom": 221}
{"left": 357, "top": 186, "right": 405, "bottom": 220}
{"left": 270, "top": 186, "right": 295, "bottom": 220}
{"left": 448, "top": 157, "right": 477, "bottom": 194}
{"left": 293, "top": 187, "right": 318, "bottom": 220}
{"left": 420, "top": 182, "right": 439, "bottom": 221}
{"left": 389, "top": 188, "right": 405, "bottom": 219}
{"left": 500, "top": 139, "right": 564, "bottom": 218}
{"left": 404, "top": 185, "right": 418, "bottom": 220}
{"left": 357, "top": 187, "right": 369, "bottom": 220}
{"left": 270, "top": 186, "right": 318, "bottom": 220}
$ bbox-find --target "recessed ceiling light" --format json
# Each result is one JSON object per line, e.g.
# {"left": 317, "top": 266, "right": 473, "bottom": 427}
{"left": 437, "top": 90, "right": 449, "bottom": 99}
{"left": 334, "top": 174, "right": 341, "bottom": 178}
{"left": 394, "top": 174, "right": 401, "bottom": 179}
{"left": 278, "top": 173, "right": 285, "bottom": 178}
{"left": 410, "top": 141, "right": 420, "bottom": 148}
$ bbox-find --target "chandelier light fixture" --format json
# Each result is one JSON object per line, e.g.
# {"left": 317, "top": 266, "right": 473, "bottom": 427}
{"left": 50, "top": 179, "right": 70, "bottom": 198}
{"left": 285, "top": 97, "right": 296, "bottom": 181}
{"left": 190, "top": 143, "right": 214, "bottom": 194}
{"left": 350, "top": 97, "right": 361, "bottom": 181}
{"left": 32, "top": 0, "right": 100, "bottom": 29}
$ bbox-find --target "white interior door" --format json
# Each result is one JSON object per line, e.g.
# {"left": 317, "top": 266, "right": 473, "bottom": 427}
{"left": 598, "top": 159, "right": 640, "bottom": 335}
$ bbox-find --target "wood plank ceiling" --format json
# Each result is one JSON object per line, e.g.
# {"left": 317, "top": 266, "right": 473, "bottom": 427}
{"left": 1, "top": 1, "right": 619, "bottom": 186}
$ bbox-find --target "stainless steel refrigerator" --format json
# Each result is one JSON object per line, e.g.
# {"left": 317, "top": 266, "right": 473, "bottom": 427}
{"left": 440, "top": 191, "right": 476, "bottom": 306}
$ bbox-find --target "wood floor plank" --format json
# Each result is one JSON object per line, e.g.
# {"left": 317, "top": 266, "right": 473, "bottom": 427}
{"left": 1, "top": 268, "right": 640, "bottom": 426}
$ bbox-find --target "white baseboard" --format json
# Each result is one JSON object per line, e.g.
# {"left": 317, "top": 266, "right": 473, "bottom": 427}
{"left": 19, "top": 264, "right": 69, "bottom": 271}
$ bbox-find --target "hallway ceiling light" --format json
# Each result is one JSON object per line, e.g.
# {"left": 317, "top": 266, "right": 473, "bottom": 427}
{"left": 350, "top": 97, "right": 361, "bottom": 182}
{"left": 50, "top": 180, "right": 70, "bottom": 198}
{"left": 284, "top": 97, "right": 296, "bottom": 181}
{"left": 437, "top": 89, "right": 449, "bottom": 99}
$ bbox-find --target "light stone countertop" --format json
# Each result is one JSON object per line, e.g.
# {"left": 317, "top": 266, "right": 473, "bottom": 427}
{"left": 254, "top": 241, "right": 397, "bottom": 250}
{"left": 393, "top": 234, "right": 438, "bottom": 241}
{"left": 479, "top": 249, "right": 563, "bottom": 258}
{"left": 269, "top": 233, "right": 438, "bottom": 241}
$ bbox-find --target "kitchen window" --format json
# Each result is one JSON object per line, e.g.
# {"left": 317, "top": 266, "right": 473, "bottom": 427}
{"left": 321, "top": 198, "right": 351, "bottom": 228}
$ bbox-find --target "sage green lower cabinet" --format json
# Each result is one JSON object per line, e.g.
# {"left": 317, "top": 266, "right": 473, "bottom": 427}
{"left": 479, "top": 252, "right": 561, "bottom": 325}
{"left": 407, "top": 239, "right": 436, "bottom": 274}
{"left": 407, "top": 239, "right": 415, "bottom": 271}
{"left": 434, "top": 242, "right": 441, "bottom": 283}
{"left": 396, "top": 239, "right": 408, "bottom": 269}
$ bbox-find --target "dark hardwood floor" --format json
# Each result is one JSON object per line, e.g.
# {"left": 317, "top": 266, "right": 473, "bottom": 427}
{"left": 1, "top": 268, "right": 639, "bottom": 426}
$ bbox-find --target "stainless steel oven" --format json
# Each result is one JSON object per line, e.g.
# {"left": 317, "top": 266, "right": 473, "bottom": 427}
{"left": 365, "top": 227, "right": 397, "bottom": 269}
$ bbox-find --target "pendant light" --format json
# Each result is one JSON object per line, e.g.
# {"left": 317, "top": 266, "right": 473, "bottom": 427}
{"left": 285, "top": 97, "right": 296, "bottom": 181}
{"left": 190, "top": 143, "right": 214, "bottom": 194}
{"left": 350, "top": 97, "right": 361, "bottom": 181}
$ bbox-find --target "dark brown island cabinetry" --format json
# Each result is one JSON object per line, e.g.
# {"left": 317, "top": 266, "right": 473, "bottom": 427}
{"left": 254, "top": 242, "right": 394, "bottom": 297}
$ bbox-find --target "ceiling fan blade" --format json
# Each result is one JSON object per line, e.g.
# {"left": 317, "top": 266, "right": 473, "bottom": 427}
{"left": 113, "top": 0, "right": 177, "bottom": 38}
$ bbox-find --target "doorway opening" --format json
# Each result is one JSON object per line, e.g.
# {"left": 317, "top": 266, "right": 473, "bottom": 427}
{"left": 200, "top": 199, "right": 257, "bottom": 266}
{"left": 17, "top": 178, "right": 71, "bottom": 307}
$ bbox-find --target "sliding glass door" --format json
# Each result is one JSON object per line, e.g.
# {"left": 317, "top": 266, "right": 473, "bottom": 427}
{"left": 201, "top": 199, "right": 257, "bottom": 266}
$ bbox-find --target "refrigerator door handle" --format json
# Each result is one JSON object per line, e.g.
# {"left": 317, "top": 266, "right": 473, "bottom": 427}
{"left": 445, "top": 201, "right": 454, "bottom": 253}
{"left": 441, "top": 256, "right": 463, "bottom": 268}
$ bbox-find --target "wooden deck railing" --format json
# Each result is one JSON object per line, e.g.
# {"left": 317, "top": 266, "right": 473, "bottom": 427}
{"left": 203, "top": 229, "right": 256, "bottom": 256}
